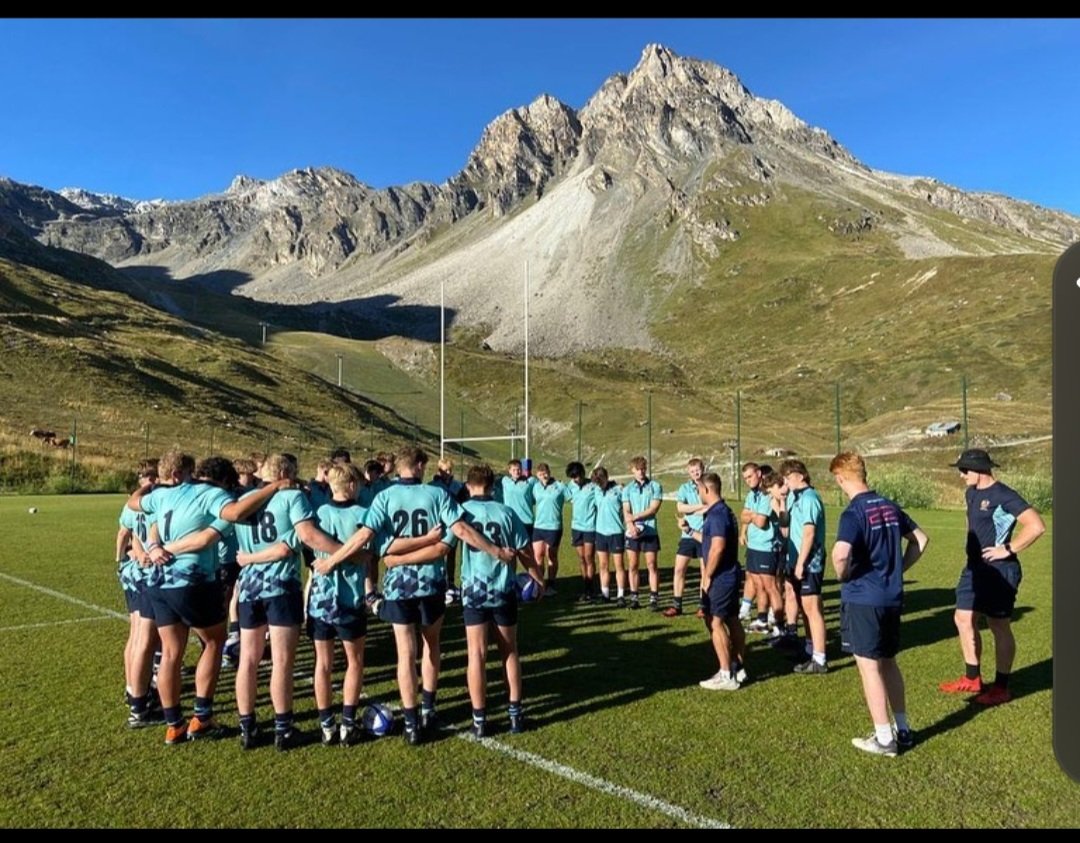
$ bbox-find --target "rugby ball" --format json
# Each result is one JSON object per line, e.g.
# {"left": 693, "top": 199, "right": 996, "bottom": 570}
{"left": 516, "top": 572, "right": 540, "bottom": 602}
{"left": 362, "top": 702, "right": 394, "bottom": 737}
{"left": 27, "top": 507, "right": 38, "bottom": 514}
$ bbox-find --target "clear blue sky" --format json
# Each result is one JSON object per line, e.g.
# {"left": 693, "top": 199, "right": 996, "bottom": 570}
{"left": 1, "top": 18, "right": 1077, "bottom": 214}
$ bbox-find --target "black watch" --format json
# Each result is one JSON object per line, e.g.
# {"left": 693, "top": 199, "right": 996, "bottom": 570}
{"left": 1004, "top": 542, "right": 1013, "bottom": 554}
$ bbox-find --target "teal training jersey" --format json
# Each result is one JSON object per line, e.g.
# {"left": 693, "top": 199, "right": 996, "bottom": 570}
{"left": 495, "top": 475, "right": 538, "bottom": 525}
{"left": 566, "top": 480, "right": 598, "bottom": 532}
{"left": 309, "top": 499, "right": 367, "bottom": 624}
{"left": 743, "top": 488, "right": 777, "bottom": 552}
{"left": 141, "top": 482, "right": 234, "bottom": 589}
{"left": 118, "top": 504, "right": 155, "bottom": 592}
{"left": 236, "top": 489, "right": 314, "bottom": 603}
{"left": 595, "top": 482, "right": 626, "bottom": 536}
{"left": 786, "top": 486, "right": 826, "bottom": 573}
{"left": 533, "top": 479, "right": 569, "bottom": 531}
{"left": 676, "top": 481, "right": 705, "bottom": 531}
{"left": 215, "top": 520, "right": 237, "bottom": 571}
{"left": 363, "top": 478, "right": 462, "bottom": 600}
{"left": 622, "top": 478, "right": 663, "bottom": 537}
{"left": 460, "top": 498, "right": 530, "bottom": 608}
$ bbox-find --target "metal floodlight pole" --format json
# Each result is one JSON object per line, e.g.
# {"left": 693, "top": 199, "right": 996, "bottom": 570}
{"left": 336, "top": 353, "right": 343, "bottom": 388}
{"left": 736, "top": 390, "right": 742, "bottom": 473}
{"left": 962, "top": 374, "right": 970, "bottom": 450}
{"left": 835, "top": 383, "right": 842, "bottom": 455}
{"left": 440, "top": 276, "right": 446, "bottom": 459}
{"left": 577, "top": 400, "right": 583, "bottom": 462}
{"left": 260, "top": 322, "right": 267, "bottom": 345}
{"left": 524, "top": 261, "right": 530, "bottom": 464}
{"left": 646, "top": 391, "right": 653, "bottom": 469}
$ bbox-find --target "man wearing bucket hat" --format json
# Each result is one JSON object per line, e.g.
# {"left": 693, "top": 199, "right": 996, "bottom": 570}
{"left": 939, "top": 448, "right": 1045, "bottom": 706}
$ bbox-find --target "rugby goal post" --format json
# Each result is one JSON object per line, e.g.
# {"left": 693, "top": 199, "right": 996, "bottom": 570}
{"left": 440, "top": 261, "right": 530, "bottom": 466}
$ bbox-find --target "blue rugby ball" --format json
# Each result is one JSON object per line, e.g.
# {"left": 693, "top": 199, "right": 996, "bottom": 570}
{"left": 517, "top": 572, "right": 540, "bottom": 602}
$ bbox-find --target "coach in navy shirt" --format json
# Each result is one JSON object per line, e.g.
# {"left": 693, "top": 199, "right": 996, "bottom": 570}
{"left": 830, "top": 452, "right": 928, "bottom": 757}
{"left": 938, "top": 448, "right": 1045, "bottom": 707}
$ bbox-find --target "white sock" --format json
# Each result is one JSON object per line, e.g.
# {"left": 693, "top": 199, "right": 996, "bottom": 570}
{"left": 601, "top": 587, "right": 610, "bottom": 598}
{"left": 617, "top": 588, "right": 624, "bottom": 598}
{"left": 875, "top": 723, "right": 894, "bottom": 745}
{"left": 894, "top": 712, "right": 910, "bottom": 732}
{"left": 812, "top": 651, "right": 827, "bottom": 666}
{"left": 719, "top": 669, "right": 731, "bottom": 680}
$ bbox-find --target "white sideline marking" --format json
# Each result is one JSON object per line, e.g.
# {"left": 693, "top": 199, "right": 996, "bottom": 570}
{"left": 457, "top": 732, "right": 731, "bottom": 829}
{"left": 0, "top": 571, "right": 127, "bottom": 620}
{"left": 0, "top": 616, "right": 117, "bottom": 632}
{"left": 1, "top": 572, "right": 728, "bottom": 827}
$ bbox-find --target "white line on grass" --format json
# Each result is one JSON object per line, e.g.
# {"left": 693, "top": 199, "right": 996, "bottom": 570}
{"left": 1, "top": 571, "right": 728, "bottom": 827}
{"left": 0, "top": 571, "right": 127, "bottom": 620}
{"left": 0, "top": 616, "right": 118, "bottom": 632}
{"left": 457, "top": 732, "right": 731, "bottom": 829}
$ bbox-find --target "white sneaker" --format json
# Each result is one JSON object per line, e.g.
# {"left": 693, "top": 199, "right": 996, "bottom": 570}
{"left": 852, "top": 734, "right": 898, "bottom": 757}
{"left": 699, "top": 673, "right": 740, "bottom": 691}
{"left": 734, "top": 666, "right": 748, "bottom": 684}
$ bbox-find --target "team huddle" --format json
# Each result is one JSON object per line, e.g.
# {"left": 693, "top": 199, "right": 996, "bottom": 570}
{"left": 113, "top": 444, "right": 1044, "bottom": 757}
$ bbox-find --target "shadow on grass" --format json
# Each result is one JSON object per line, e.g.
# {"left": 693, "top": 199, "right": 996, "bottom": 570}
{"left": 917, "top": 657, "right": 1052, "bottom": 747}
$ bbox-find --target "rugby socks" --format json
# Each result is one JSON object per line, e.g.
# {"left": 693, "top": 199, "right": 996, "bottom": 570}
{"left": 342, "top": 704, "right": 358, "bottom": 727}
{"left": 508, "top": 701, "right": 522, "bottom": 720}
{"left": 318, "top": 707, "right": 335, "bottom": 730}
{"left": 226, "top": 621, "right": 240, "bottom": 645}
{"left": 739, "top": 597, "right": 753, "bottom": 616}
{"left": 649, "top": 590, "right": 659, "bottom": 605}
{"left": 893, "top": 712, "right": 910, "bottom": 733}
{"left": 239, "top": 713, "right": 257, "bottom": 734}
{"left": 421, "top": 689, "right": 437, "bottom": 719}
{"left": 403, "top": 706, "right": 420, "bottom": 732}
{"left": 194, "top": 696, "right": 213, "bottom": 721}
{"left": 965, "top": 663, "right": 981, "bottom": 681}
{"left": 672, "top": 597, "right": 684, "bottom": 612}
{"left": 601, "top": 587, "right": 611, "bottom": 599}
{"left": 274, "top": 711, "right": 293, "bottom": 735}
{"left": 994, "top": 671, "right": 1010, "bottom": 689}
{"left": 472, "top": 707, "right": 486, "bottom": 728}
{"left": 163, "top": 705, "right": 183, "bottom": 727}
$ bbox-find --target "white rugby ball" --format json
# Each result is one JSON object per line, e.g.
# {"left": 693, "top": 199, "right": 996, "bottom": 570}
{"left": 28, "top": 507, "right": 38, "bottom": 514}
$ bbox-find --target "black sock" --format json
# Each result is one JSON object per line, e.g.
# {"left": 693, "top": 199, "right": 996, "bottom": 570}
{"left": 318, "top": 707, "right": 335, "bottom": 727}
{"left": 965, "top": 663, "right": 981, "bottom": 680}
{"left": 342, "top": 704, "right": 358, "bottom": 726}
{"left": 403, "top": 706, "right": 419, "bottom": 730}
{"left": 673, "top": 596, "right": 683, "bottom": 611}
{"left": 995, "top": 671, "right": 1010, "bottom": 689}
{"left": 239, "top": 714, "right": 257, "bottom": 733}
{"left": 274, "top": 711, "right": 293, "bottom": 733}
{"left": 421, "top": 689, "right": 436, "bottom": 713}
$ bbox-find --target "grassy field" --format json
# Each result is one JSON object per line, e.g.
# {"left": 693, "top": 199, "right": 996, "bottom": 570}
{"left": 0, "top": 494, "right": 1071, "bottom": 828}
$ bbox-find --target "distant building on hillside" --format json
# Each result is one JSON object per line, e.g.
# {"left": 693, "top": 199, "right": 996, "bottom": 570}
{"left": 925, "top": 421, "right": 962, "bottom": 437}
{"left": 763, "top": 447, "right": 798, "bottom": 457}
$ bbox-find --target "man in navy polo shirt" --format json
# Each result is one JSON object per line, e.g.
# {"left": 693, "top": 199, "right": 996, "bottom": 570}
{"left": 679, "top": 472, "right": 745, "bottom": 691}
{"left": 938, "top": 448, "right": 1045, "bottom": 706}
{"left": 830, "top": 452, "right": 929, "bottom": 756}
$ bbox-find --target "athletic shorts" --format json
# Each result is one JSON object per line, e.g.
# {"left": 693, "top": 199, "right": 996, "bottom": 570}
{"left": 796, "top": 569, "right": 824, "bottom": 597}
{"left": 308, "top": 614, "right": 367, "bottom": 641}
{"left": 676, "top": 536, "right": 702, "bottom": 559}
{"left": 463, "top": 598, "right": 519, "bottom": 628}
{"left": 745, "top": 548, "right": 781, "bottom": 576}
{"left": 703, "top": 568, "right": 743, "bottom": 623}
{"left": 532, "top": 528, "right": 562, "bottom": 547}
{"left": 626, "top": 534, "right": 660, "bottom": 554}
{"left": 239, "top": 592, "right": 304, "bottom": 629}
{"left": 595, "top": 532, "right": 625, "bottom": 554}
{"left": 955, "top": 562, "right": 1022, "bottom": 619}
{"left": 840, "top": 602, "right": 901, "bottom": 659}
{"left": 571, "top": 530, "right": 596, "bottom": 547}
{"left": 149, "top": 580, "right": 226, "bottom": 629}
{"left": 382, "top": 595, "right": 446, "bottom": 627}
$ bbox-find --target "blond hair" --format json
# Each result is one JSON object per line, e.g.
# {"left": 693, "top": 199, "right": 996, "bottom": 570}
{"left": 328, "top": 462, "right": 363, "bottom": 494}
